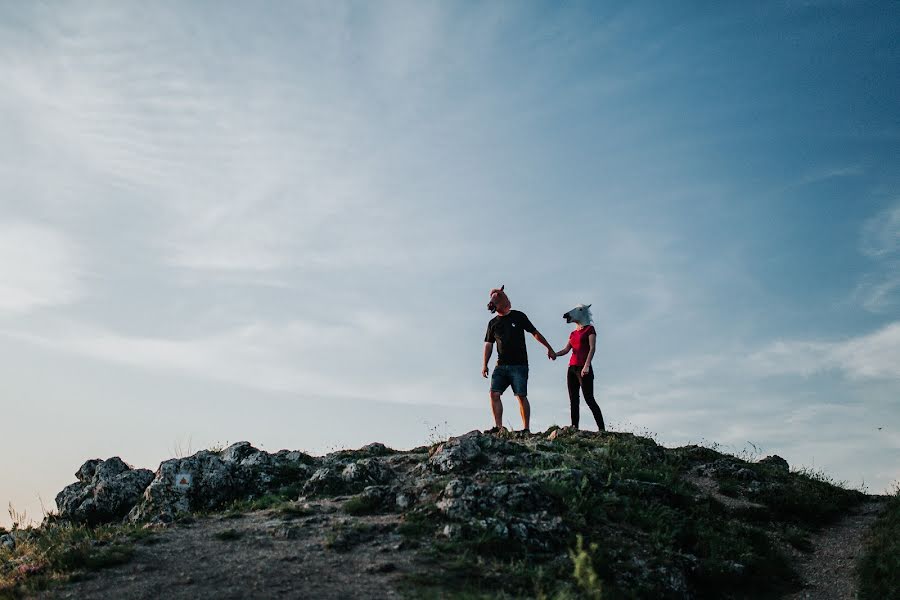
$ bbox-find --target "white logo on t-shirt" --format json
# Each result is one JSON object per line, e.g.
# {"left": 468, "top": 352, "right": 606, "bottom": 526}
{"left": 512, "top": 323, "right": 516, "bottom": 327}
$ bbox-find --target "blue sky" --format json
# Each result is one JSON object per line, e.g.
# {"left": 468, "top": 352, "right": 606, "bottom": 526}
{"left": 1, "top": 1, "right": 898, "bottom": 526}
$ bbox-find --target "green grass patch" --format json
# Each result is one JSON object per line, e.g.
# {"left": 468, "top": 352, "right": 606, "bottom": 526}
{"left": 747, "top": 468, "right": 864, "bottom": 527}
{"left": 0, "top": 522, "right": 150, "bottom": 596}
{"left": 857, "top": 493, "right": 899, "bottom": 599}
{"left": 343, "top": 494, "right": 382, "bottom": 516}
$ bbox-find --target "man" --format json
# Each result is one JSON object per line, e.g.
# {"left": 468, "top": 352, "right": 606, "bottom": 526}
{"left": 482, "top": 285, "right": 556, "bottom": 432}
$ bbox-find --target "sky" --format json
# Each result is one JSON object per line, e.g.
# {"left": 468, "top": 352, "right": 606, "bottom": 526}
{"left": 1, "top": 1, "right": 898, "bottom": 527}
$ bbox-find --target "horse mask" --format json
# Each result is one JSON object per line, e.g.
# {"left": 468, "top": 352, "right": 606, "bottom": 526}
{"left": 487, "top": 285, "right": 511, "bottom": 316}
{"left": 563, "top": 304, "right": 593, "bottom": 326}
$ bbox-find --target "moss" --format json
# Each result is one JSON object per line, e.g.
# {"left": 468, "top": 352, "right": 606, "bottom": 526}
{"left": 857, "top": 493, "right": 899, "bottom": 599}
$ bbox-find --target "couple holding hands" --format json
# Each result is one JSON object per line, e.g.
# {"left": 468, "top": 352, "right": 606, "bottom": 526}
{"left": 481, "top": 286, "right": 606, "bottom": 434}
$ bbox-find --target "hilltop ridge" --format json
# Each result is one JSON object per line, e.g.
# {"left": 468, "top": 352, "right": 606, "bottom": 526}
{"left": 1, "top": 427, "right": 893, "bottom": 599}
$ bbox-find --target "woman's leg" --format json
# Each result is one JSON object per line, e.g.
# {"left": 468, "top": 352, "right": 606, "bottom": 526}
{"left": 580, "top": 368, "right": 605, "bottom": 431}
{"left": 566, "top": 367, "right": 581, "bottom": 428}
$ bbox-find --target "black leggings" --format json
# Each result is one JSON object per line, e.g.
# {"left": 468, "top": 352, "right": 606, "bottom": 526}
{"left": 567, "top": 365, "right": 605, "bottom": 431}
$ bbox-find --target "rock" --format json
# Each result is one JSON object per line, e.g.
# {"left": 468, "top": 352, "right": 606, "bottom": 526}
{"left": 270, "top": 525, "right": 301, "bottom": 540}
{"left": 246, "top": 450, "right": 313, "bottom": 491}
{"left": 76, "top": 459, "right": 103, "bottom": 482}
{"left": 358, "top": 443, "right": 394, "bottom": 457}
{"left": 758, "top": 455, "right": 789, "bottom": 472}
{"left": 352, "top": 485, "right": 397, "bottom": 513}
{"left": 220, "top": 441, "right": 258, "bottom": 464}
{"left": 395, "top": 493, "right": 411, "bottom": 510}
{"left": 472, "top": 517, "right": 509, "bottom": 539}
{"left": 435, "top": 478, "right": 478, "bottom": 520}
{"left": 734, "top": 468, "right": 758, "bottom": 481}
{"left": 128, "top": 451, "right": 256, "bottom": 523}
{"left": 55, "top": 457, "right": 154, "bottom": 525}
{"left": 441, "top": 523, "right": 462, "bottom": 538}
{"left": 364, "top": 562, "right": 397, "bottom": 574}
{"left": 0, "top": 533, "right": 14, "bottom": 551}
{"left": 694, "top": 458, "right": 750, "bottom": 480}
{"left": 428, "top": 431, "right": 485, "bottom": 473}
{"left": 341, "top": 458, "right": 394, "bottom": 487}
{"left": 302, "top": 467, "right": 345, "bottom": 497}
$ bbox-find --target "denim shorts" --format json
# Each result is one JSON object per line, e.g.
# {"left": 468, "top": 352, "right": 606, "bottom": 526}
{"left": 490, "top": 365, "right": 529, "bottom": 396}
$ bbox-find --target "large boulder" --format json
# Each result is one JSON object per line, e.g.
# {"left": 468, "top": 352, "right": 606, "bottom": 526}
{"left": 128, "top": 450, "right": 255, "bottom": 523}
{"left": 428, "top": 431, "right": 487, "bottom": 473}
{"left": 220, "top": 442, "right": 314, "bottom": 491}
{"left": 55, "top": 457, "right": 154, "bottom": 525}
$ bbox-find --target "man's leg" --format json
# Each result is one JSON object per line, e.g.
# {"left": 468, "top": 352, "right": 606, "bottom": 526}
{"left": 490, "top": 391, "right": 503, "bottom": 428}
{"left": 515, "top": 395, "right": 530, "bottom": 431}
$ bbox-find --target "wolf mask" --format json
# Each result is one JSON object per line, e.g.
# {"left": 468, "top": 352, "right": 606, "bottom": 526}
{"left": 487, "top": 285, "right": 511, "bottom": 316}
{"left": 563, "top": 304, "right": 592, "bottom": 326}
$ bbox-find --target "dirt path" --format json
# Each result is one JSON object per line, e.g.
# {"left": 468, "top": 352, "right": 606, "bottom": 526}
{"left": 786, "top": 500, "right": 885, "bottom": 600}
{"left": 38, "top": 501, "right": 419, "bottom": 600}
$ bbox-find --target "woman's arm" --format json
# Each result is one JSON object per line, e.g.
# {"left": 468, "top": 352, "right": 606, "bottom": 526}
{"left": 581, "top": 334, "right": 597, "bottom": 376}
{"left": 555, "top": 342, "right": 572, "bottom": 358}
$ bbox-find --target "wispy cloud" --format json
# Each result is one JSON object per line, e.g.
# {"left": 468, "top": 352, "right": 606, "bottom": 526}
{"left": 0, "top": 222, "right": 83, "bottom": 314}
{"left": 0, "top": 309, "right": 468, "bottom": 407}
{"left": 861, "top": 202, "right": 900, "bottom": 259}
{"left": 855, "top": 201, "right": 900, "bottom": 313}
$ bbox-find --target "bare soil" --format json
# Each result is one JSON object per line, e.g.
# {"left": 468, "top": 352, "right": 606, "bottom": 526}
{"left": 786, "top": 500, "right": 885, "bottom": 600}
{"left": 38, "top": 500, "right": 419, "bottom": 600}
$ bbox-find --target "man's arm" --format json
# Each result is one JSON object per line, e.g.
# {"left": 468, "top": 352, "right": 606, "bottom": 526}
{"left": 532, "top": 331, "right": 557, "bottom": 360}
{"left": 482, "top": 342, "right": 493, "bottom": 377}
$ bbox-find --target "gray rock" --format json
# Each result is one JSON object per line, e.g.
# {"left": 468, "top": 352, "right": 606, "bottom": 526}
{"left": 76, "top": 459, "right": 103, "bottom": 482}
{"left": 0, "top": 533, "right": 15, "bottom": 551}
{"left": 341, "top": 458, "right": 393, "bottom": 487}
{"left": 428, "top": 431, "right": 485, "bottom": 473}
{"left": 302, "top": 466, "right": 347, "bottom": 497}
{"left": 758, "top": 455, "right": 789, "bottom": 472}
{"left": 734, "top": 468, "right": 758, "bottom": 481}
{"left": 220, "top": 441, "right": 258, "bottom": 464}
{"left": 56, "top": 457, "right": 154, "bottom": 525}
{"left": 128, "top": 450, "right": 255, "bottom": 523}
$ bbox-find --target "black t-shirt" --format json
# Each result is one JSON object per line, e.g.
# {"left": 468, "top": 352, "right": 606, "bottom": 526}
{"left": 484, "top": 310, "right": 537, "bottom": 366}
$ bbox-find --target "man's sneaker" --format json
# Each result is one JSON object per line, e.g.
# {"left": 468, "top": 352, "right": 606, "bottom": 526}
{"left": 486, "top": 426, "right": 506, "bottom": 434}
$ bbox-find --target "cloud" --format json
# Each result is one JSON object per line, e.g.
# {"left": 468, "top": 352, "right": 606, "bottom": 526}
{"left": 854, "top": 202, "right": 900, "bottom": 313}
{"left": 0, "top": 222, "right": 83, "bottom": 314}
{"left": 861, "top": 202, "right": 900, "bottom": 259}
{"left": 0, "top": 309, "right": 468, "bottom": 407}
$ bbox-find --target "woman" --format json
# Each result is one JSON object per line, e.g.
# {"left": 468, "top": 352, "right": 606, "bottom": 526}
{"left": 554, "top": 304, "right": 605, "bottom": 431}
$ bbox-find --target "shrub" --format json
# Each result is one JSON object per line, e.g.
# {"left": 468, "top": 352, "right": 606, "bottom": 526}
{"left": 857, "top": 491, "right": 900, "bottom": 599}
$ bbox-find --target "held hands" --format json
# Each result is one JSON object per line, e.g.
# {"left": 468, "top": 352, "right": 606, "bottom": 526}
{"left": 547, "top": 348, "right": 557, "bottom": 361}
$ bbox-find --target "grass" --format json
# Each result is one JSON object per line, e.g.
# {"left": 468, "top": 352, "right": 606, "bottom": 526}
{"left": 399, "top": 431, "right": 821, "bottom": 599}
{"left": 213, "top": 528, "right": 242, "bottom": 541}
{"left": 324, "top": 522, "right": 379, "bottom": 553}
{"left": 343, "top": 494, "right": 383, "bottom": 516}
{"left": 857, "top": 490, "right": 899, "bottom": 599}
{"left": 0, "top": 521, "right": 153, "bottom": 597}
{"left": 746, "top": 467, "right": 864, "bottom": 527}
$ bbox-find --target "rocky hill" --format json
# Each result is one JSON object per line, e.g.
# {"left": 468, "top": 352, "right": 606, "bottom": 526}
{"left": 1, "top": 427, "right": 893, "bottom": 599}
